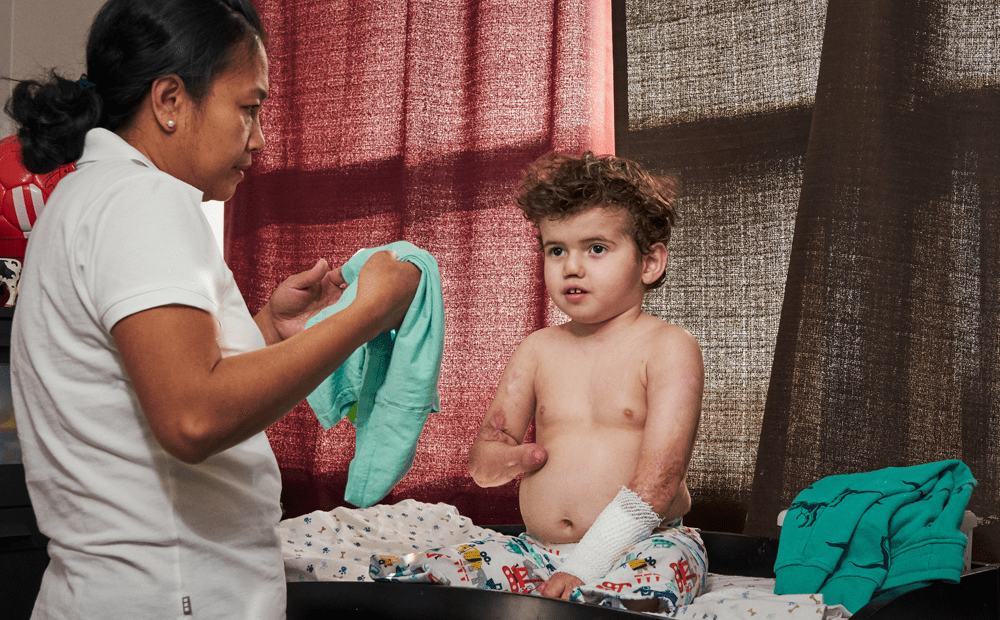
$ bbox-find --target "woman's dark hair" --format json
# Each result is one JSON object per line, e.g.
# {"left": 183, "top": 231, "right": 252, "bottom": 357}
{"left": 516, "top": 152, "right": 677, "bottom": 288}
{"left": 6, "top": 0, "right": 267, "bottom": 173}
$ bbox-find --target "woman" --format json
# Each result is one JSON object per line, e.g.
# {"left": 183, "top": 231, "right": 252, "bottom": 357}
{"left": 8, "top": 1, "right": 418, "bottom": 618}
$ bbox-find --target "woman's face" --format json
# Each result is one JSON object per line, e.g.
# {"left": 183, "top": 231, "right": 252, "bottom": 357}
{"left": 179, "top": 43, "right": 268, "bottom": 202}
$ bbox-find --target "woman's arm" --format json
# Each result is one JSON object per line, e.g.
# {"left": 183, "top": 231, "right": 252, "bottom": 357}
{"left": 112, "top": 251, "right": 418, "bottom": 464}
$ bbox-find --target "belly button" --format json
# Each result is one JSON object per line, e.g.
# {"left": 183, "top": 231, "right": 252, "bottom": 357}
{"left": 561, "top": 518, "right": 573, "bottom": 529}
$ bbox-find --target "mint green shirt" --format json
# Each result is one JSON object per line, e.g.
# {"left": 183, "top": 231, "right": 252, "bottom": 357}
{"left": 305, "top": 241, "right": 444, "bottom": 507}
{"left": 775, "top": 459, "right": 976, "bottom": 612}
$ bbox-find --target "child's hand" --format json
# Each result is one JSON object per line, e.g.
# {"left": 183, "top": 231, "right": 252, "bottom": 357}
{"left": 511, "top": 442, "right": 547, "bottom": 476}
{"left": 477, "top": 438, "right": 547, "bottom": 485}
{"left": 535, "top": 572, "right": 583, "bottom": 600}
{"left": 468, "top": 410, "right": 547, "bottom": 487}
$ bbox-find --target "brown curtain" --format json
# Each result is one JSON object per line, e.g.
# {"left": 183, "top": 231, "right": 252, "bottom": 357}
{"left": 619, "top": 0, "right": 826, "bottom": 533}
{"left": 620, "top": 0, "right": 1000, "bottom": 562}
{"left": 226, "top": 0, "right": 613, "bottom": 526}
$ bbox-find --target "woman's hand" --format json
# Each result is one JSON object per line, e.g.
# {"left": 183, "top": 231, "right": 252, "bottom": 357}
{"left": 353, "top": 250, "right": 421, "bottom": 334}
{"left": 255, "top": 258, "right": 348, "bottom": 345}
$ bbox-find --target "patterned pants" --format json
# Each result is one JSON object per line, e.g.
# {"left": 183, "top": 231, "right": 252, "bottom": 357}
{"left": 370, "top": 522, "right": 708, "bottom": 613}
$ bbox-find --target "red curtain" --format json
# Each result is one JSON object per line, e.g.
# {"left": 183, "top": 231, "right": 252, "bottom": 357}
{"left": 226, "top": 0, "right": 613, "bottom": 525}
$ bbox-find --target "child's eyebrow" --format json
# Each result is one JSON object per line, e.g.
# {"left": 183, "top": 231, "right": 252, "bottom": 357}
{"left": 580, "top": 236, "right": 616, "bottom": 245}
{"left": 542, "top": 236, "right": 616, "bottom": 248}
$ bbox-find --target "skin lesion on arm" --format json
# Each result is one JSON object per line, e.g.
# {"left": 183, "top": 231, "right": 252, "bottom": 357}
{"left": 468, "top": 407, "right": 538, "bottom": 488}
{"left": 628, "top": 327, "right": 704, "bottom": 519}
{"left": 479, "top": 409, "right": 519, "bottom": 445}
{"left": 467, "top": 339, "right": 546, "bottom": 487}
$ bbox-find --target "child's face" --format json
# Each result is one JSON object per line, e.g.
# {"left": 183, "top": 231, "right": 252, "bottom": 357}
{"left": 538, "top": 207, "right": 654, "bottom": 325}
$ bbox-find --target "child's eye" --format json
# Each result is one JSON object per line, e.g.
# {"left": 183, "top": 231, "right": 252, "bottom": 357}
{"left": 590, "top": 244, "right": 607, "bottom": 255}
{"left": 547, "top": 247, "right": 565, "bottom": 257}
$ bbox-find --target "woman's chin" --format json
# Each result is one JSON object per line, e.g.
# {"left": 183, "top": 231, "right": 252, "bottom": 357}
{"left": 202, "top": 184, "right": 239, "bottom": 203}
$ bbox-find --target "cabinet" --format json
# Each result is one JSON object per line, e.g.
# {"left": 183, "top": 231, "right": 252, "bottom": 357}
{"left": 0, "top": 307, "right": 49, "bottom": 620}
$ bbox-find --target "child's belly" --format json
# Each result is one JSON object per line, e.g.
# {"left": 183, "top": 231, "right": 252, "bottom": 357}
{"left": 518, "top": 427, "right": 642, "bottom": 544}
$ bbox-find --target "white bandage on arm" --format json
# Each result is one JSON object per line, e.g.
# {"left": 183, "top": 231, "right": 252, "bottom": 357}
{"left": 559, "top": 486, "right": 662, "bottom": 584}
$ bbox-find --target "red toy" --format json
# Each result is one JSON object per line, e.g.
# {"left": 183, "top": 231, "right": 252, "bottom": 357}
{"left": 0, "top": 135, "right": 75, "bottom": 257}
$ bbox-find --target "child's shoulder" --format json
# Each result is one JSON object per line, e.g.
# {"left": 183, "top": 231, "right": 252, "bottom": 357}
{"left": 517, "top": 324, "right": 562, "bottom": 349}
{"left": 507, "top": 324, "right": 576, "bottom": 364}
{"left": 637, "top": 311, "right": 693, "bottom": 336}
{"left": 637, "top": 313, "right": 702, "bottom": 357}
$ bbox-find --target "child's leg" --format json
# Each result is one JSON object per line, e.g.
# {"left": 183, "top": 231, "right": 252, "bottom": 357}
{"left": 370, "top": 534, "right": 559, "bottom": 594}
{"left": 569, "top": 524, "right": 708, "bottom": 614}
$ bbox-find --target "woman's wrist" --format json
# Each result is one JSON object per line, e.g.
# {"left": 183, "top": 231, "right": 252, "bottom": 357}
{"left": 253, "top": 302, "right": 283, "bottom": 345}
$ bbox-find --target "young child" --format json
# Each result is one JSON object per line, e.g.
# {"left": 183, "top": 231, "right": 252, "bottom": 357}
{"left": 371, "top": 153, "right": 706, "bottom": 613}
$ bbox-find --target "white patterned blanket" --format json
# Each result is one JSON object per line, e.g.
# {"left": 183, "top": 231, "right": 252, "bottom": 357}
{"left": 279, "top": 499, "right": 851, "bottom": 619}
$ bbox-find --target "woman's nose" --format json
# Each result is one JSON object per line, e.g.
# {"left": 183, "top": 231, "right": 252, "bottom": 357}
{"left": 248, "top": 120, "right": 266, "bottom": 153}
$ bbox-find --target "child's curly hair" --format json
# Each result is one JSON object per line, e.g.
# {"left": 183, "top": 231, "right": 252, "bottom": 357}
{"left": 515, "top": 152, "right": 677, "bottom": 288}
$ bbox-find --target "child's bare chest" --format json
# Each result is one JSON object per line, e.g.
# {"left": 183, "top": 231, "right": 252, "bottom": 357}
{"left": 533, "top": 343, "right": 648, "bottom": 428}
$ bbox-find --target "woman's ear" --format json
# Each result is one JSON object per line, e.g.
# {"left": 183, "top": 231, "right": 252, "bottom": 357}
{"left": 641, "top": 242, "right": 668, "bottom": 286}
{"left": 148, "top": 74, "right": 186, "bottom": 133}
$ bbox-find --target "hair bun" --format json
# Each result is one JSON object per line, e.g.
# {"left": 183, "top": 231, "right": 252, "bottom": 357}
{"left": 6, "top": 71, "right": 102, "bottom": 174}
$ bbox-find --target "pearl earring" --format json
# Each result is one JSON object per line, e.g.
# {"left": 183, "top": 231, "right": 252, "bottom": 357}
{"left": 167, "top": 120, "right": 175, "bottom": 129}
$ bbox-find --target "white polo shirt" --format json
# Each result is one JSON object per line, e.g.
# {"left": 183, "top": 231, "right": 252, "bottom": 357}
{"left": 12, "top": 128, "right": 285, "bottom": 620}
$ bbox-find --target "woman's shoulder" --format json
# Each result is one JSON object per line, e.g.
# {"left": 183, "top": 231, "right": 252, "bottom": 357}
{"left": 70, "top": 129, "right": 199, "bottom": 199}
{"left": 62, "top": 156, "right": 200, "bottom": 216}
{"left": 37, "top": 150, "right": 209, "bottom": 257}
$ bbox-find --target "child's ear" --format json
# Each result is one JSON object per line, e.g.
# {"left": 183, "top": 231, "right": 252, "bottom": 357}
{"left": 641, "top": 243, "right": 668, "bottom": 286}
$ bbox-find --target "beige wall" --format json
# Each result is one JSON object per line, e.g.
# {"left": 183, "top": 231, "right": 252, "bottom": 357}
{"left": 0, "top": 0, "right": 106, "bottom": 137}
{"left": 0, "top": 0, "right": 226, "bottom": 246}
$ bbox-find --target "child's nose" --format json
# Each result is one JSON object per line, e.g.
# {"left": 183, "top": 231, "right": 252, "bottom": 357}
{"left": 564, "top": 253, "right": 584, "bottom": 277}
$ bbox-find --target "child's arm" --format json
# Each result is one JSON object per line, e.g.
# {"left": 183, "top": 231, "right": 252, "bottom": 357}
{"left": 467, "top": 335, "right": 547, "bottom": 487}
{"left": 539, "top": 326, "right": 703, "bottom": 600}
{"left": 628, "top": 325, "right": 703, "bottom": 517}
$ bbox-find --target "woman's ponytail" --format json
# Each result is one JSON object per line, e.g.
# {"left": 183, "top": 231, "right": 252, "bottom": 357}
{"left": 6, "top": 72, "right": 102, "bottom": 174}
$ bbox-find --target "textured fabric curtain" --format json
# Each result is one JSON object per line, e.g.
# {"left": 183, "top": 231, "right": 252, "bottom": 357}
{"left": 621, "top": 0, "right": 1000, "bottom": 562}
{"left": 619, "top": 0, "right": 825, "bottom": 533}
{"left": 226, "top": 0, "right": 613, "bottom": 526}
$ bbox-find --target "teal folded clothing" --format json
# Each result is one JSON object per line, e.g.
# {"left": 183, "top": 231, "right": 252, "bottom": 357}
{"left": 305, "top": 241, "right": 444, "bottom": 508}
{"left": 774, "top": 459, "right": 976, "bottom": 613}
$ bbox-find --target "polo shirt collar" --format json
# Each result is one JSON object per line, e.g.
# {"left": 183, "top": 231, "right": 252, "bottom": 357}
{"left": 76, "top": 127, "right": 158, "bottom": 171}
